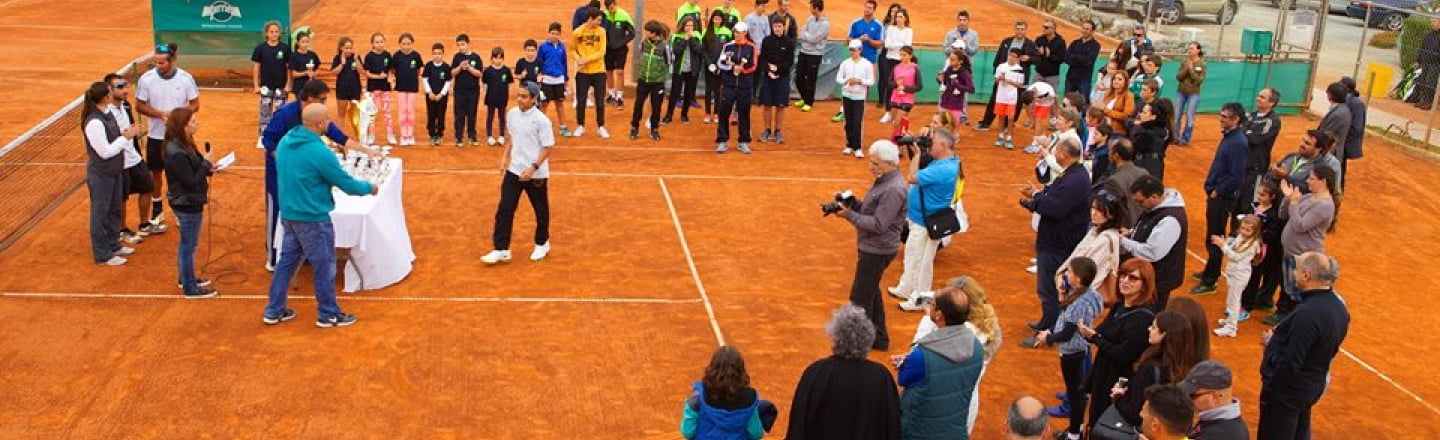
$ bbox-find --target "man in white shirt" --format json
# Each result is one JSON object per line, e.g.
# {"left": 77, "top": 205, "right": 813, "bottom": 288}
{"left": 106, "top": 73, "right": 153, "bottom": 245}
{"left": 135, "top": 43, "right": 201, "bottom": 235}
{"left": 836, "top": 39, "right": 874, "bottom": 159}
{"left": 482, "top": 82, "right": 556, "bottom": 264}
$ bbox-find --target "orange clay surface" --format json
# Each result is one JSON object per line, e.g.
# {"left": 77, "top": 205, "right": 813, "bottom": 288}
{"left": 0, "top": 0, "right": 1436, "bottom": 438}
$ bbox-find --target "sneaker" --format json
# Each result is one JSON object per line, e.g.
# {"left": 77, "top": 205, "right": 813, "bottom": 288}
{"left": 737, "top": 143, "right": 752, "bottom": 154}
{"left": 1055, "top": 392, "right": 1069, "bottom": 402}
{"left": 879, "top": 112, "right": 893, "bottom": 124}
{"left": 316, "top": 313, "right": 358, "bottom": 328}
{"left": 774, "top": 132, "right": 786, "bottom": 144}
{"left": 994, "top": 137, "right": 1005, "bottom": 147}
{"left": 1213, "top": 326, "right": 1237, "bottom": 338}
{"left": 630, "top": 128, "right": 640, "bottom": 140}
{"left": 115, "top": 246, "right": 135, "bottom": 256}
{"left": 498, "top": 136, "right": 506, "bottom": 144}
{"left": 149, "top": 209, "right": 166, "bottom": 225}
{"left": 1023, "top": 143, "right": 1042, "bottom": 154}
{"left": 831, "top": 112, "right": 845, "bottom": 123}
{"left": 480, "top": 250, "right": 513, "bottom": 264}
{"left": 1236, "top": 311, "right": 1251, "bottom": 322}
{"left": 800, "top": 104, "right": 812, "bottom": 112}
{"left": 265, "top": 261, "right": 275, "bottom": 272}
{"left": 100, "top": 256, "right": 127, "bottom": 266}
{"left": 681, "top": 116, "right": 691, "bottom": 124}
{"left": 614, "top": 97, "right": 625, "bottom": 110}
{"left": 182, "top": 288, "right": 218, "bottom": 299}
{"left": 572, "top": 126, "right": 586, "bottom": 137}
{"left": 898, "top": 298, "right": 928, "bottom": 312}
{"left": 1047, "top": 405, "right": 1070, "bottom": 418}
{"left": 456, "top": 140, "right": 466, "bottom": 148}
{"left": 852, "top": 149, "right": 864, "bottom": 158}
{"left": 487, "top": 136, "right": 498, "bottom": 146}
{"left": 1019, "top": 336, "right": 1043, "bottom": 349}
{"left": 650, "top": 131, "right": 661, "bottom": 141}
{"left": 263, "top": 308, "right": 296, "bottom": 325}
{"left": 255, "top": 139, "right": 264, "bottom": 149}
{"left": 1026, "top": 265, "right": 1038, "bottom": 274}
{"left": 1189, "top": 284, "right": 1218, "bottom": 295}
{"left": 1030, "top": 258, "right": 1038, "bottom": 264}
{"left": 559, "top": 127, "right": 573, "bottom": 137}
{"left": 717, "top": 143, "right": 729, "bottom": 154}
{"left": 886, "top": 286, "right": 906, "bottom": 299}
{"left": 1005, "top": 139, "right": 1015, "bottom": 150}
{"left": 842, "top": 148, "right": 854, "bottom": 156}
{"left": 975, "top": 124, "right": 991, "bottom": 131}
{"left": 530, "top": 242, "right": 551, "bottom": 261}
{"left": 177, "top": 279, "right": 213, "bottom": 289}
{"left": 140, "top": 221, "right": 168, "bottom": 235}
{"left": 1262, "top": 313, "right": 1285, "bottom": 326}
{"left": 792, "top": 99, "right": 805, "bottom": 108}
{"left": 661, "top": 116, "right": 673, "bottom": 125}
{"left": 597, "top": 127, "right": 611, "bottom": 139}
{"left": 703, "top": 116, "right": 713, "bottom": 124}
{"left": 470, "top": 139, "right": 481, "bottom": 147}
{"left": 759, "top": 129, "right": 772, "bottom": 143}
{"left": 119, "top": 230, "right": 143, "bottom": 245}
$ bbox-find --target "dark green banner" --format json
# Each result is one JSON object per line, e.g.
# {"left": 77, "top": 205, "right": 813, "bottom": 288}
{"left": 152, "top": 0, "right": 290, "bottom": 34}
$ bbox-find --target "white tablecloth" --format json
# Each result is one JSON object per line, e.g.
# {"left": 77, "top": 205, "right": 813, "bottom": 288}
{"left": 275, "top": 158, "right": 414, "bottom": 292}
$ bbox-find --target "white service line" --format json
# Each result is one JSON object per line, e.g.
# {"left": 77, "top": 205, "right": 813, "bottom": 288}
{"left": 0, "top": 291, "right": 700, "bottom": 304}
{"left": 658, "top": 177, "right": 726, "bottom": 346}
{"left": 1183, "top": 248, "right": 1440, "bottom": 416}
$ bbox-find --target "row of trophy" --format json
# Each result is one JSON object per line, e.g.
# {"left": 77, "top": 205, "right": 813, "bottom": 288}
{"left": 339, "top": 91, "right": 393, "bottom": 187}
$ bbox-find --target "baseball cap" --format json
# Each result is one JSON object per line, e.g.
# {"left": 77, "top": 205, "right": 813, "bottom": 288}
{"left": 1177, "top": 360, "right": 1233, "bottom": 395}
{"left": 734, "top": 22, "right": 749, "bottom": 33}
{"left": 848, "top": 39, "right": 862, "bottom": 50}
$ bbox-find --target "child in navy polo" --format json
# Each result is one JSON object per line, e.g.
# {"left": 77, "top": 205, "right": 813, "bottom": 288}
{"left": 392, "top": 33, "right": 424, "bottom": 146}
{"left": 515, "top": 39, "right": 541, "bottom": 87}
{"left": 251, "top": 20, "right": 290, "bottom": 148}
{"left": 451, "top": 34, "right": 484, "bottom": 147}
{"left": 363, "top": 32, "right": 396, "bottom": 145}
{"left": 288, "top": 30, "right": 321, "bottom": 99}
{"left": 423, "top": 43, "right": 452, "bottom": 146}
{"left": 331, "top": 36, "right": 362, "bottom": 135}
{"left": 482, "top": 47, "right": 514, "bottom": 146}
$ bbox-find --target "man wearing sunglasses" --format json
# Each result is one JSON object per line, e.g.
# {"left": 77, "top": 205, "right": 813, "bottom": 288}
{"left": 105, "top": 73, "right": 154, "bottom": 246}
{"left": 1033, "top": 20, "right": 1066, "bottom": 94}
{"left": 1180, "top": 360, "right": 1249, "bottom": 440}
{"left": 260, "top": 80, "right": 376, "bottom": 271}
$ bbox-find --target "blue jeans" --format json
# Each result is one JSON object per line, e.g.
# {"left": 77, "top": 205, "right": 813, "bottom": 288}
{"left": 1176, "top": 92, "right": 1200, "bottom": 143}
{"left": 176, "top": 210, "right": 204, "bottom": 293}
{"left": 265, "top": 220, "right": 342, "bottom": 319}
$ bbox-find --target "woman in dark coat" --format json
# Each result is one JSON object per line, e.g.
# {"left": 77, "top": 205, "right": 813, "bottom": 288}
{"left": 1131, "top": 97, "right": 1174, "bottom": 182}
{"left": 1077, "top": 258, "right": 1159, "bottom": 432}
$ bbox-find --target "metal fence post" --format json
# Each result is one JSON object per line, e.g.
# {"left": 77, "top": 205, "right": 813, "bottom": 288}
{"left": 1354, "top": 1, "right": 1372, "bottom": 82}
{"left": 1427, "top": 91, "right": 1440, "bottom": 145}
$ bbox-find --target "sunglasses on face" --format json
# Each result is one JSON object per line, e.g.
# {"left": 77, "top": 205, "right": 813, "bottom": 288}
{"left": 1121, "top": 273, "right": 1144, "bottom": 282}
{"left": 111, "top": 81, "right": 128, "bottom": 89}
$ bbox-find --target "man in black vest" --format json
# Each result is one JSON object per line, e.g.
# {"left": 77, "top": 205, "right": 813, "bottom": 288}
{"left": 1121, "top": 175, "right": 1188, "bottom": 309}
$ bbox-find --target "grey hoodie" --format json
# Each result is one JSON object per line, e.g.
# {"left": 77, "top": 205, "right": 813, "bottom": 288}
{"left": 916, "top": 324, "right": 980, "bottom": 365}
{"left": 799, "top": 14, "right": 830, "bottom": 56}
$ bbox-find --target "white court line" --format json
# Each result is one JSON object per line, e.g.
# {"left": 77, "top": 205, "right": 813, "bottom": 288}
{"left": 658, "top": 177, "right": 726, "bottom": 346}
{"left": 0, "top": 291, "right": 700, "bottom": 304}
{"left": 1182, "top": 249, "right": 1440, "bottom": 416}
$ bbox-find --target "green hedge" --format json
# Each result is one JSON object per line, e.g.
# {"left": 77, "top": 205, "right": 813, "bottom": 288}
{"left": 1399, "top": 15, "right": 1430, "bottom": 72}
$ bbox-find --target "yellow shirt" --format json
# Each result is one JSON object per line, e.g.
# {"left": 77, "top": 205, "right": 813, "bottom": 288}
{"left": 572, "top": 25, "right": 607, "bottom": 74}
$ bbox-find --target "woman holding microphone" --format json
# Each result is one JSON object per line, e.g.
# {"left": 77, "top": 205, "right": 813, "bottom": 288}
{"left": 163, "top": 107, "right": 219, "bottom": 298}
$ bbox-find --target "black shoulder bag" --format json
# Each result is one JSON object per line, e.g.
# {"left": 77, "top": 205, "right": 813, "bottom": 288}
{"left": 919, "top": 161, "right": 961, "bottom": 239}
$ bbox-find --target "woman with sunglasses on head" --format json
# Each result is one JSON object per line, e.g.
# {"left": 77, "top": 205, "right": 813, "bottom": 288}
{"left": 1077, "top": 258, "right": 1159, "bottom": 434}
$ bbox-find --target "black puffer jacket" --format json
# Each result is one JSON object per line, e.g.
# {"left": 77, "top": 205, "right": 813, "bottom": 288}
{"left": 163, "top": 139, "right": 212, "bottom": 213}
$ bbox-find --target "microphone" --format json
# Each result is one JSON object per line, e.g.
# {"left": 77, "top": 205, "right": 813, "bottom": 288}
{"left": 204, "top": 141, "right": 212, "bottom": 153}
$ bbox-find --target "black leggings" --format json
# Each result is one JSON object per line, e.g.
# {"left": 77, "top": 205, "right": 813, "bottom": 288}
{"left": 704, "top": 71, "right": 721, "bottom": 114}
{"left": 666, "top": 72, "right": 699, "bottom": 120}
{"left": 485, "top": 105, "right": 506, "bottom": 137}
{"left": 1060, "top": 351, "right": 1091, "bottom": 435}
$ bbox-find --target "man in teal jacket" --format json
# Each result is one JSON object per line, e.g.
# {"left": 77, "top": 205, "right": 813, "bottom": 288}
{"left": 895, "top": 286, "right": 984, "bottom": 440}
{"left": 263, "top": 103, "right": 377, "bottom": 328}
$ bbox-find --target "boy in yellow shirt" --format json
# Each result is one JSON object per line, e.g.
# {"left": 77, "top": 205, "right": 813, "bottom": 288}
{"left": 572, "top": 7, "right": 610, "bottom": 138}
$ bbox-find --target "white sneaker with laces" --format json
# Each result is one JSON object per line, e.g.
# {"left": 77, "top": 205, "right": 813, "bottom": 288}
{"left": 597, "top": 127, "right": 611, "bottom": 139}
{"left": 879, "top": 112, "right": 893, "bottom": 124}
{"left": 1025, "top": 265, "right": 1038, "bottom": 274}
{"left": 255, "top": 139, "right": 264, "bottom": 149}
{"left": 1213, "top": 326, "right": 1237, "bottom": 338}
{"left": 101, "top": 256, "right": 127, "bottom": 266}
{"left": 480, "top": 250, "right": 512, "bottom": 265}
{"left": 498, "top": 136, "right": 506, "bottom": 144}
{"left": 486, "top": 136, "right": 497, "bottom": 146}
{"left": 842, "top": 148, "right": 854, "bottom": 155}
{"left": 530, "top": 242, "right": 551, "bottom": 261}
{"left": 853, "top": 149, "right": 865, "bottom": 158}
{"left": 115, "top": 246, "right": 135, "bottom": 256}
{"left": 572, "top": 126, "right": 586, "bottom": 137}
{"left": 887, "top": 286, "right": 906, "bottom": 299}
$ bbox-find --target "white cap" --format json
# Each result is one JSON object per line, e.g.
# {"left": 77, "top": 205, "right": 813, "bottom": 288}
{"left": 734, "top": 22, "right": 749, "bottom": 33}
{"left": 848, "top": 39, "right": 862, "bottom": 50}
{"left": 950, "top": 39, "right": 967, "bottom": 51}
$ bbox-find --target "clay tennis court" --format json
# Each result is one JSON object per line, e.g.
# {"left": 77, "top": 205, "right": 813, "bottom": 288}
{"left": 1, "top": 0, "right": 1437, "bottom": 437}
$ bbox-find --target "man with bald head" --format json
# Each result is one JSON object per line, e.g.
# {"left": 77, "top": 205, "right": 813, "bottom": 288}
{"left": 264, "top": 102, "right": 379, "bottom": 329}
{"left": 1257, "top": 251, "right": 1349, "bottom": 440}
{"left": 895, "top": 286, "right": 985, "bottom": 438}
{"left": 1005, "top": 396, "right": 1049, "bottom": 439}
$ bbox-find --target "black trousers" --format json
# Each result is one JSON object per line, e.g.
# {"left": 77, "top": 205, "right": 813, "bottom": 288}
{"left": 426, "top": 95, "right": 448, "bottom": 138}
{"left": 1242, "top": 241, "right": 1282, "bottom": 310}
{"left": 877, "top": 58, "right": 899, "bottom": 109}
{"left": 632, "top": 81, "right": 665, "bottom": 130}
{"left": 666, "top": 72, "right": 698, "bottom": 120}
{"left": 795, "top": 53, "right": 822, "bottom": 106}
{"left": 1155, "top": 287, "right": 1174, "bottom": 313}
{"left": 485, "top": 105, "right": 507, "bottom": 137}
{"left": 575, "top": 72, "right": 607, "bottom": 127}
{"left": 492, "top": 171, "right": 550, "bottom": 250}
{"left": 704, "top": 71, "right": 722, "bottom": 114}
{"left": 716, "top": 85, "right": 753, "bottom": 143}
{"left": 1257, "top": 388, "right": 1319, "bottom": 440}
{"left": 1060, "top": 351, "right": 1091, "bottom": 434}
{"left": 453, "top": 90, "right": 479, "bottom": 141}
{"left": 843, "top": 98, "right": 866, "bottom": 151}
{"left": 1199, "top": 194, "right": 1236, "bottom": 284}
{"left": 849, "top": 250, "right": 896, "bottom": 350}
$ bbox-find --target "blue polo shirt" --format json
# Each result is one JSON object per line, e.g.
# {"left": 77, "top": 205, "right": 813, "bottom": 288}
{"left": 907, "top": 156, "right": 959, "bottom": 224}
{"left": 848, "top": 17, "right": 883, "bottom": 63}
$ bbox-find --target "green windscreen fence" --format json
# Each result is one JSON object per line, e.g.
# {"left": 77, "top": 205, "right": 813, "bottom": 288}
{"left": 806, "top": 42, "right": 1310, "bottom": 116}
{"left": 151, "top": 0, "right": 292, "bottom": 78}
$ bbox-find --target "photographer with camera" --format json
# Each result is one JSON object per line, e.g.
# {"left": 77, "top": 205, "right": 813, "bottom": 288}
{"left": 889, "top": 130, "right": 959, "bottom": 311}
{"left": 832, "top": 140, "right": 908, "bottom": 351}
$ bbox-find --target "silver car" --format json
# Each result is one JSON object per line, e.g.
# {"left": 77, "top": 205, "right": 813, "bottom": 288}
{"left": 1128, "top": 0, "right": 1240, "bottom": 24}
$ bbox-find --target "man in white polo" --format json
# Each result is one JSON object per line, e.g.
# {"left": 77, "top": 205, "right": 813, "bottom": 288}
{"left": 482, "top": 82, "right": 556, "bottom": 264}
{"left": 135, "top": 43, "right": 200, "bottom": 235}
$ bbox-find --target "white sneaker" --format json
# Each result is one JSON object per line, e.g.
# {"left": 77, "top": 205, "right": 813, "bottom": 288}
{"left": 265, "top": 262, "right": 275, "bottom": 272}
{"left": 853, "top": 149, "right": 865, "bottom": 158}
{"left": 879, "top": 112, "right": 893, "bottom": 124}
{"left": 842, "top": 148, "right": 854, "bottom": 156}
{"left": 1025, "top": 265, "right": 1038, "bottom": 274}
{"left": 486, "top": 136, "right": 497, "bottom": 146}
{"left": 898, "top": 297, "right": 928, "bottom": 312}
{"left": 887, "top": 286, "right": 907, "bottom": 299}
{"left": 387, "top": 134, "right": 398, "bottom": 145}
{"left": 498, "top": 136, "right": 506, "bottom": 144}
{"left": 530, "top": 242, "right": 551, "bottom": 261}
{"left": 597, "top": 127, "right": 611, "bottom": 139}
{"left": 100, "top": 256, "right": 127, "bottom": 266}
{"left": 1213, "top": 327, "right": 1237, "bottom": 338}
{"left": 480, "top": 250, "right": 512, "bottom": 265}
{"left": 115, "top": 246, "right": 135, "bottom": 256}
{"left": 572, "top": 126, "right": 586, "bottom": 137}
{"left": 255, "top": 139, "right": 264, "bottom": 149}
{"left": 1030, "top": 258, "right": 1037, "bottom": 264}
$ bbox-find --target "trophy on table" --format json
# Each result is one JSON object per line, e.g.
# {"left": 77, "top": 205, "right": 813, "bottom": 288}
{"left": 339, "top": 91, "right": 394, "bottom": 187}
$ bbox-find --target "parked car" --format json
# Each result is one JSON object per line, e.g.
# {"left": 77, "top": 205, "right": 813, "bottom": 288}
{"left": 1271, "top": 0, "right": 1350, "bottom": 15}
{"left": 1127, "top": 0, "right": 1239, "bottom": 24}
{"left": 1346, "top": 0, "right": 1426, "bottom": 31}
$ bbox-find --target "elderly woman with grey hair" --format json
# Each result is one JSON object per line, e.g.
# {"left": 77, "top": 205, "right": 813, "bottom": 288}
{"left": 784, "top": 304, "right": 901, "bottom": 440}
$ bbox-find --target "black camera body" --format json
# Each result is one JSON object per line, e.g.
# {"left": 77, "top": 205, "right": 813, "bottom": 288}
{"left": 821, "top": 190, "right": 859, "bottom": 216}
{"left": 895, "top": 135, "right": 932, "bottom": 160}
